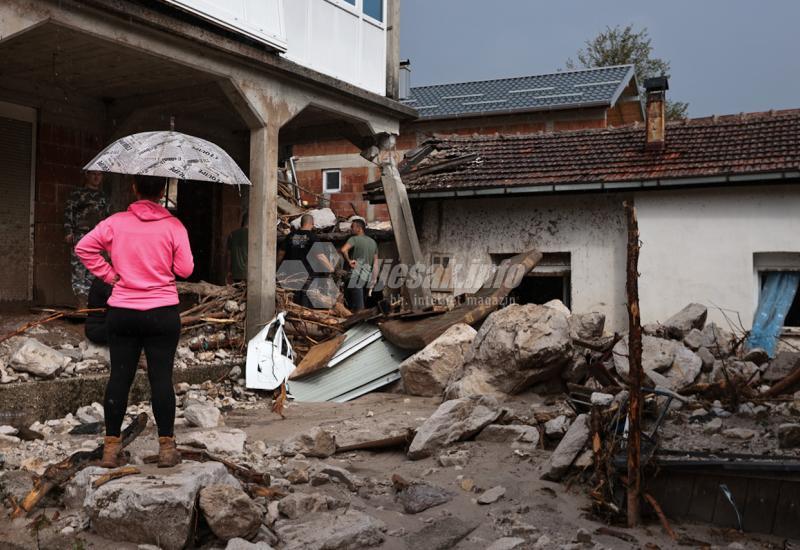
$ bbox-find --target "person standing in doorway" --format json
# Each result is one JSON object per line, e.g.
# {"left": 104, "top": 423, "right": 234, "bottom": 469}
{"left": 340, "top": 218, "right": 378, "bottom": 312}
{"left": 226, "top": 212, "right": 248, "bottom": 284}
{"left": 64, "top": 171, "right": 109, "bottom": 308}
{"left": 76, "top": 175, "right": 193, "bottom": 468}
{"left": 277, "top": 214, "right": 334, "bottom": 307}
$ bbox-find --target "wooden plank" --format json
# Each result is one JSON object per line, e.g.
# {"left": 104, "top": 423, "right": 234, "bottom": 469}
{"left": 289, "top": 334, "right": 346, "bottom": 380}
{"left": 686, "top": 475, "right": 720, "bottom": 523}
{"left": 379, "top": 250, "right": 542, "bottom": 350}
{"left": 742, "top": 478, "right": 782, "bottom": 534}
{"left": 772, "top": 479, "right": 800, "bottom": 539}
{"left": 711, "top": 476, "right": 747, "bottom": 529}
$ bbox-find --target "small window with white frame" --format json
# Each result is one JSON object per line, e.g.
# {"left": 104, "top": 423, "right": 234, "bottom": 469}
{"left": 322, "top": 169, "right": 341, "bottom": 193}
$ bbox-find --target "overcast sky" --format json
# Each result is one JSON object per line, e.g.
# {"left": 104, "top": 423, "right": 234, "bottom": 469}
{"left": 400, "top": 0, "right": 800, "bottom": 117}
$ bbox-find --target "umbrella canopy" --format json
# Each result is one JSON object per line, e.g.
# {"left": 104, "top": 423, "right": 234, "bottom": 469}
{"left": 83, "top": 131, "right": 250, "bottom": 186}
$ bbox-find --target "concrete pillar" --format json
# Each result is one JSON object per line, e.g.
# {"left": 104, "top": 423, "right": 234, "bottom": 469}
{"left": 246, "top": 121, "right": 280, "bottom": 339}
{"left": 385, "top": 0, "right": 401, "bottom": 99}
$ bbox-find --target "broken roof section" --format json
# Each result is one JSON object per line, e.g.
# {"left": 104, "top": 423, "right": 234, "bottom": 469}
{"left": 368, "top": 108, "right": 800, "bottom": 199}
{"left": 401, "top": 65, "right": 636, "bottom": 120}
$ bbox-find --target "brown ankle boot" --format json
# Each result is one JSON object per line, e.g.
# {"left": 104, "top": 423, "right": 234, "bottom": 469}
{"left": 158, "top": 436, "right": 181, "bottom": 468}
{"left": 100, "top": 435, "right": 123, "bottom": 468}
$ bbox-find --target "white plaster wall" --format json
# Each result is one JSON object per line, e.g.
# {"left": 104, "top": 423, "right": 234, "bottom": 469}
{"left": 418, "top": 194, "right": 630, "bottom": 331}
{"left": 635, "top": 185, "right": 800, "bottom": 330}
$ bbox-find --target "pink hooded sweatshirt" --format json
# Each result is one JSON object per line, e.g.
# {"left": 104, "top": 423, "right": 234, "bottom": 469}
{"left": 76, "top": 200, "right": 194, "bottom": 310}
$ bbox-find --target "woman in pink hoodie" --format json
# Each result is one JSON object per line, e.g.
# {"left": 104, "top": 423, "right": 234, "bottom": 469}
{"left": 76, "top": 175, "right": 193, "bottom": 468}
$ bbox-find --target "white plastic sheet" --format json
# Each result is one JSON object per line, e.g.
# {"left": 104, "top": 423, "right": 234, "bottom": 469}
{"left": 245, "top": 312, "right": 296, "bottom": 390}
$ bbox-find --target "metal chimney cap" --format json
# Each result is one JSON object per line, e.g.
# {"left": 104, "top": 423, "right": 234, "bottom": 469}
{"left": 644, "top": 76, "right": 669, "bottom": 92}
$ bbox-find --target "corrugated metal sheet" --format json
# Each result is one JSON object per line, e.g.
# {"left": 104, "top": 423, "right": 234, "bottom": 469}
{"left": 287, "top": 324, "right": 412, "bottom": 403}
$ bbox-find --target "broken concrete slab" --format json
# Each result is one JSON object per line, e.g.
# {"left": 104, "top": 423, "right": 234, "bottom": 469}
{"left": 199, "top": 484, "right": 262, "bottom": 541}
{"left": 10, "top": 338, "right": 71, "bottom": 379}
{"left": 399, "top": 323, "right": 476, "bottom": 397}
{"left": 408, "top": 395, "right": 503, "bottom": 459}
{"left": 184, "top": 403, "right": 223, "bottom": 428}
{"left": 85, "top": 462, "right": 240, "bottom": 550}
{"left": 541, "top": 414, "right": 590, "bottom": 481}
{"left": 446, "top": 304, "right": 572, "bottom": 398}
{"left": 663, "top": 303, "right": 708, "bottom": 338}
{"left": 477, "top": 485, "right": 506, "bottom": 504}
{"left": 182, "top": 428, "right": 246, "bottom": 455}
{"left": 274, "top": 509, "right": 385, "bottom": 550}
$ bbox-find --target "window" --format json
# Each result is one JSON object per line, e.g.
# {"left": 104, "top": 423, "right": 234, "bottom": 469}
{"left": 430, "top": 254, "right": 453, "bottom": 291}
{"left": 490, "top": 252, "right": 571, "bottom": 307}
{"left": 363, "top": 0, "right": 383, "bottom": 21}
{"left": 754, "top": 253, "right": 800, "bottom": 330}
{"left": 323, "top": 169, "right": 341, "bottom": 193}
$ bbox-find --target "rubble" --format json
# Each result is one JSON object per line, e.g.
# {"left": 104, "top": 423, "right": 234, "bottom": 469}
{"left": 182, "top": 428, "right": 247, "bottom": 455}
{"left": 778, "top": 423, "right": 800, "bottom": 448}
{"left": 199, "top": 484, "right": 262, "bottom": 541}
{"left": 477, "top": 485, "right": 506, "bottom": 504}
{"left": 569, "top": 312, "right": 605, "bottom": 340}
{"left": 541, "top": 414, "right": 590, "bottom": 481}
{"left": 403, "top": 517, "right": 477, "bottom": 550}
{"left": 85, "top": 462, "right": 240, "bottom": 550}
{"left": 10, "top": 338, "right": 71, "bottom": 378}
{"left": 394, "top": 479, "right": 453, "bottom": 513}
{"left": 399, "top": 323, "right": 476, "bottom": 397}
{"left": 663, "top": 303, "right": 708, "bottom": 337}
{"left": 273, "top": 509, "right": 385, "bottom": 550}
{"left": 407, "top": 395, "right": 503, "bottom": 459}
{"left": 281, "top": 427, "right": 336, "bottom": 458}
{"left": 446, "top": 304, "right": 572, "bottom": 398}
{"left": 476, "top": 424, "right": 540, "bottom": 446}
{"left": 184, "top": 402, "right": 223, "bottom": 428}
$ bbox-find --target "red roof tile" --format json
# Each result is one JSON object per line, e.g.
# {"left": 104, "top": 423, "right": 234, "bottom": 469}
{"left": 390, "top": 109, "right": 800, "bottom": 194}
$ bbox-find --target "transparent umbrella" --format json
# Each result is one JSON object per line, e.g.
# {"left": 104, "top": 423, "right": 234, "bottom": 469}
{"left": 83, "top": 130, "right": 250, "bottom": 186}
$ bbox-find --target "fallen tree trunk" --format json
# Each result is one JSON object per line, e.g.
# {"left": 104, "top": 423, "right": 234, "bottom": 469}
{"left": 14, "top": 413, "right": 148, "bottom": 518}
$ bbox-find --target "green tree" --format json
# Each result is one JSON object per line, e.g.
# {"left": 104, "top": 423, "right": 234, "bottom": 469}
{"left": 567, "top": 24, "right": 689, "bottom": 120}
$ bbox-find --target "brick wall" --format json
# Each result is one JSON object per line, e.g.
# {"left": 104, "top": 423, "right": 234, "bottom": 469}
{"left": 295, "top": 165, "right": 389, "bottom": 221}
{"left": 34, "top": 122, "right": 104, "bottom": 305}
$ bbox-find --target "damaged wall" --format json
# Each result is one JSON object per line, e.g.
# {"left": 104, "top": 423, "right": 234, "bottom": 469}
{"left": 417, "top": 193, "right": 629, "bottom": 331}
{"left": 636, "top": 184, "right": 800, "bottom": 331}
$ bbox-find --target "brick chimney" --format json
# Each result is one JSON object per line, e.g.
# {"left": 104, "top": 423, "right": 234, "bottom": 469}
{"left": 644, "top": 76, "right": 669, "bottom": 151}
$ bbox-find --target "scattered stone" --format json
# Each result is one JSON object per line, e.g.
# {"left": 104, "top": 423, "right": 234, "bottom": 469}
{"left": 85, "top": 462, "right": 240, "bottom": 550}
{"left": 226, "top": 538, "right": 274, "bottom": 550}
{"left": 199, "top": 484, "right": 262, "bottom": 541}
{"left": 477, "top": 424, "right": 539, "bottom": 445}
{"left": 702, "top": 323, "right": 736, "bottom": 358}
{"left": 660, "top": 347, "right": 702, "bottom": 389}
{"left": 569, "top": 312, "right": 605, "bottom": 340}
{"left": 395, "top": 481, "right": 453, "bottom": 514}
{"left": 534, "top": 535, "right": 552, "bottom": 549}
{"left": 487, "top": 537, "right": 526, "bottom": 550}
{"left": 704, "top": 418, "right": 723, "bottom": 434}
{"left": 274, "top": 509, "right": 385, "bottom": 550}
{"left": 0, "top": 434, "right": 21, "bottom": 447}
{"left": 404, "top": 517, "right": 477, "bottom": 550}
{"left": 79, "top": 340, "right": 111, "bottom": 363}
{"left": 282, "top": 427, "right": 336, "bottom": 458}
{"left": 541, "top": 414, "right": 590, "bottom": 481}
{"left": 309, "top": 472, "right": 330, "bottom": 487}
{"left": 697, "top": 347, "right": 716, "bottom": 372}
{"left": 10, "top": 338, "right": 71, "bottom": 378}
{"left": 315, "top": 464, "right": 361, "bottom": 491}
{"left": 446, "top": 304, "right": 572, "bottom": 398}
{"left": 663, "top": 303, "right": 707, "bottom": 338}
{"left": 544, "top": 415, "right": 570, "bottom": 439}
{"left": 182, "top": 428, "right": 246, "bottom": 455}
{"left": 0, "top": 469, "right": 34, "bottom": 503}
{"left": 762, "top": 352, "right": 800, "bottom": 383}
{"left": 589, "top": 392, "right": 614, "bottom": 406}
{"left": 575, "top": 527, "right": 592, "bottom": 544}
{"left": 76, "top": 404, "right": 104, "bottom": 425}
{"left": 437, "top": 449, "right": 470, "bottom": 467}
{"left": 460, "top": 478, "right": 475, "bottom": 492}
{"left": 613, "top": 335, "right": 680, "bottom": 379}
{"left": 683, "top": 329, "right": 705, "bottom": 350}
{"left": 0, "top": 425, "right": 19, "bottom": 436}
{"left": 184, "top": 403, "right": 223, "bottom": 428}
{"left": 778, "top": 423, "right": 800, "bottom": 449}
{"left": 174, "top": 382, "right": 191, "bottom": 395}
{"left": 722, "top": 428, "right": 757, "bottom": 440}
{"left": 286, "top": 469, "right": 309, "bottom": 484}
{"left": 278, "top": 492, "right": 337, "bottom": 519}
{"left": 408, "top": 395, "right": 503, "bottom": 459}
{"left": 477, "top": 485, "right": 506, "bottom": 505}
{"left": 400, "top": 323, "right": 476, "bottom": 397}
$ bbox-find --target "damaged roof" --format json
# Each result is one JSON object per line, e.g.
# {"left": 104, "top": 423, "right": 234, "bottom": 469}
{"left": 401, "top": 65, "right": 636, "bottom": 120}
{"left": 368, "top": 109, "right": 800, "bottom": 198}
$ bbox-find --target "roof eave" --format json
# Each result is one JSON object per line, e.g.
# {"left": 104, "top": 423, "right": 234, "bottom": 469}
{"left": 410, "top": 100, "right": 612, "bottom": 122}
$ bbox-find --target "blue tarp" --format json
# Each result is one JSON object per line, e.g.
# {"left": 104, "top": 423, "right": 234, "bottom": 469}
{"left": 747, "top": 272, "right": 800, "bottom": 357}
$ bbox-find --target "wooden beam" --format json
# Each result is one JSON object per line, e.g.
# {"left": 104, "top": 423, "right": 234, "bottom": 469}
{"left": 379, "top": 144, "right": 432, "bottom": 310}
{"left": 624, "top": 200, "right": 643, "bottom": 527}
{"left": 246, "top": 122, "right": 280, "bottom": 339}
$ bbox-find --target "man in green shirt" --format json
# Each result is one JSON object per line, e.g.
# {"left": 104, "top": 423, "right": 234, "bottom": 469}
{"left": 226, "top": 213, "right": 248, "bottom": 283}
{"left": 340, "top": 218, "right": 378, "bottom": 311}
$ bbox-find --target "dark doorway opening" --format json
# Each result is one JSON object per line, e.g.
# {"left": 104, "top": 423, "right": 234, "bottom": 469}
{"left": 176, "top": 181, "right": 216, "bottom": 283}
{"left": 508, "top": 274, "right": 571, "bottom": 307}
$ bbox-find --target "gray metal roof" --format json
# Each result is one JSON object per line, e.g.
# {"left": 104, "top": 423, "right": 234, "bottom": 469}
{"left": 402, "top": 65, "right": 636, "bottom": 120}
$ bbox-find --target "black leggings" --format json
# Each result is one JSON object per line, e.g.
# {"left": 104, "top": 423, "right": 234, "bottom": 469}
{"left": 105, "top": 306, "right": 180, "bottom": 437}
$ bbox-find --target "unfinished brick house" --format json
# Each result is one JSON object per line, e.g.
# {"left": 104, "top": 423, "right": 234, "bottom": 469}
{"left": 367, "top": 79, "right": 800, "bottom": 341}
{"left": 0, "top": 0, "right": 415, "bottom": 335}
{"left": 293, "top": 64, "right": 643, "bottom": 219}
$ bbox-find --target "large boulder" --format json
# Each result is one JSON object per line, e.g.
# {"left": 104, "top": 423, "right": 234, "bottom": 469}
{"left": 84, "top": 462, "right": 240, "bottom": 550}
{"left": 612, "top": 335, "right": 681, "bottom": 379}
{"left": 400, "top": 323, "right": 476, "bottom": 397}
{"left": 540, "top": 414, "right": 590, "bottom": 481}
{"left": 10, "top": 338, "right": 71, "bottom": 378}
{"left": 663, "top": 303, "right": 708, "bottom": 338}
{"left": 408, "top": 396, "right": 503, "bottom": 459}
{"left": 273, "top": 509, "right": 385, "bottom": 550}
{"left": 199, "top": 484, "right": 262, "bottom": 541}
{"left": 445, "top": 304, "right": 572, "bottom": 398}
